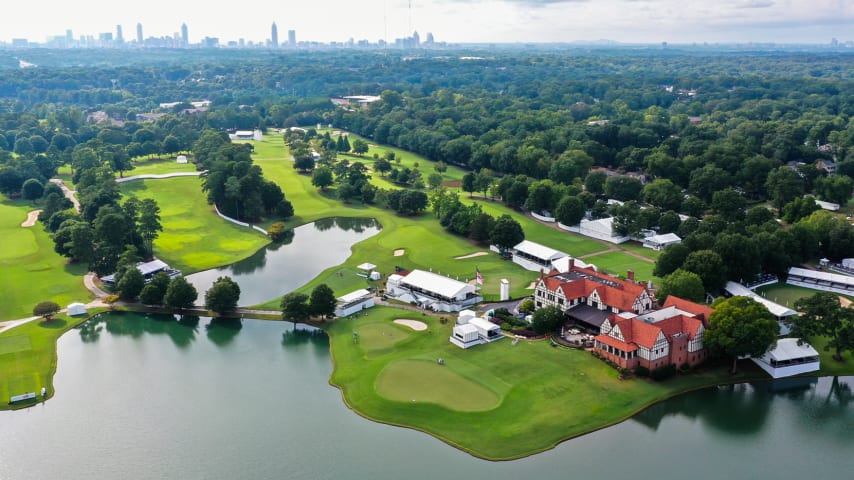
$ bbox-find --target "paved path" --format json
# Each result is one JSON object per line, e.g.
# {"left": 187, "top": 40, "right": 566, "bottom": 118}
{"left": 49, "top": 179, "right": 80, "bottom": 213}
{"left": 115, "top": 172, "right": 204, "bottom": 183}
{"left": 83, "top": 272, "right": 110, "bottom": 299}
{"left": 20, "top": 209, "right": 42, "bottom": 227}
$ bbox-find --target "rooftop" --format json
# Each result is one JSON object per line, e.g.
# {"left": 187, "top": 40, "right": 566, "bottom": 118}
{"left": 765, "top": 338, "right": 819, "bottom": 362}
{"left": 400, "top": 269, "right": 476, "bottom": 299}
{"left": 513, "top": 240, "right": 568, "bottom": 261}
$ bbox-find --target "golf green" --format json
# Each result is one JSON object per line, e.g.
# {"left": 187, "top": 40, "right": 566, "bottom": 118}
{"left": 376, "top": 359, "right": 501, "bottom": 412}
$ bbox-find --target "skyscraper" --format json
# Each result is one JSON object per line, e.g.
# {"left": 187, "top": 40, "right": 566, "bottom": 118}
{"left": 271, "top": 22, "right": 278, "bottom": 47}
{"left": 116, "top": 25, "right": 124, "bottom": 44}
{"left": 181, "top": 23, "right": 189, "bottom": 47}
{"left": 288, "top": 29, "right": 296, "bottom": 47}
{"left": 137, "top": 23, "right": 143, "bottom": 44}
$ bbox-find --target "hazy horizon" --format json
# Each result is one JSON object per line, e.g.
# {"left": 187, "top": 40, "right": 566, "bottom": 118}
{"left": 2, "top": 1, "right": 852, "bottom": 45}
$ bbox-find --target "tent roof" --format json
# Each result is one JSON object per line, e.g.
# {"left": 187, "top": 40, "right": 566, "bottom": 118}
{"left": 513, "top": 240, "right": 568, "bottom": 261}
{"left": 400, "top": 270, "right": 476, "bottom": 299}
{"left": 724, "top": 282, "right": 796, "bottom": 317}
{"left": 469, "top": 317, "right": 500, "bottom": 331}
{"left": 137, "top": 259, "right": 169, "bottom": 276}
{"left": 766, "top": 338, "right": 819, "bottom": 362}
{"left": 337, "top": 289, "right": 372, "bottom": 303}
{"left": 454, "top": 324, "right": 479, "bottom": 334}
{"left": 645, "top": 233, "right": 681, "bottom": 244}
{"left": 356, "top": 262, "right": 377, "bottom": 271}
{"left": 789, "top": 267, "right": 854, "bottom": 289}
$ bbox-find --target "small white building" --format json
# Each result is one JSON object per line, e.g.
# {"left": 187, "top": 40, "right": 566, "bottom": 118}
{"left": 752, "top": 338, "right": 820, "bottom": 378}
{"left": 510, "top": 240, "right": 569, "bottom": 272}
{"left": 67, "top": 302, "right": 87, "bottom": 316}
{"left": 229, "top": 129, "right": 263, "bottom": 141}
{"left": 468, "top": 317, "right": 503, "bottom": 343}
{"left": 450, "top": 324, "right": 482, "bottom": 349}
{"left": 457, "top": 309, "right": 477, "bottom": 324}
{"left": 176, "top": 155, "right": 188, "bottom": 164}
{"left": 334, "top": 289, "right": 374, "bottom": 317}
{"left": 385, "top": 269, "right": 482, "bottom": 312}
{"left": 569, "top": 217, "right": 630, "bottom": 244}
{"left": 642, "top": 233, "right": 682, "bottom": 251}
{"left": 814, "top": 200, "right": 840, "bottom": 212}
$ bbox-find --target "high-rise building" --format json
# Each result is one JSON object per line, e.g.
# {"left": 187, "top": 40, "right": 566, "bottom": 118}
{"left": 412, "top": 31, "right": 420, "bottom": 48}
{"left": 425, "top": 32, "right": 434, "bottom": 45}
{"left": 66, "top": 30, "right": 73, "bottom": 42}
{"left": 116, "top": 25, "right": 124, "bottom": 44}
{"left": 288, "top": 29, "right": 296, "bottom": 47}
{"left": 137, "top": 23, "right": 143, "bottom": 44}
{"left": 271, "top": 22, "right": 278, "bottom": 47}
{"left": 181, "top": 23, "right": 189, "bottom": 46}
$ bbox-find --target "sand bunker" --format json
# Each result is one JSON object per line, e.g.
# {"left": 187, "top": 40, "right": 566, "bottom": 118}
{"left": 21, "top": 209, "right": 42, "bottom": 227}
{"left": 393, "top": 319, "right": 428, "bottom": 331}
{"left": 454, "top": 251, "right": 488, "bottom": 260}
{"left": 840, "top": 296, "right": 852, "bottom": 308}
{"left": 394, "top": 249, "right": 405, "bottom": 256}
{"left": 527, "top": 281, "right": 537, "bottom": 289}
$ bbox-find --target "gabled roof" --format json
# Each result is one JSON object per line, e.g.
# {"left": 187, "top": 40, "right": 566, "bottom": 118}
{"left": 541, "top": 266, "right": 649, "bottom": 312}
{"left": 595, "top": 333, "right": 638, "bottom": 352}
{"left": 662, "top": 296, "right": 714, "bottom": 323}
{"left": 764, "top": 338, "right": 819, "bottom": 362}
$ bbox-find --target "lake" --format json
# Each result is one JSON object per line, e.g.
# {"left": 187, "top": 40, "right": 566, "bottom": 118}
{"left": 1, "top": 313, "right": 851, "bottom": 480}
{"left": 185, "top": 217, "right": 381, "bottom": 306}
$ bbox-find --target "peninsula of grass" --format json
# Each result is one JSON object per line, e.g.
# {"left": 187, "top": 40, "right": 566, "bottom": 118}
{"left": 0, "top": 196, "right": 91, "bottom": 321}
{"left": 119, "top": 177, "right": 270, "bottom": 273}
{"left": 0, "top": 311, "right": 97, "bottom": 410}
{"left": 328, "top": 306, "right": 770, "bottom": 460}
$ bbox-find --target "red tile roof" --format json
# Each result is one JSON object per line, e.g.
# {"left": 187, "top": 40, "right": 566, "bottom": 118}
{"left": 662, "top": 296, "right": 713, "bottom": 323}
{"left": 594, "top": 333, "right": 638, "bottom": 352}
{"left": 542, "top": 267, "right": 649, "bottom": 312}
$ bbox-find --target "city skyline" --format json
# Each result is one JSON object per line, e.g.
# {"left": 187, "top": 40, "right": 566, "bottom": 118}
{"left": 1, "top": 1, "right": 853, "bottom": 45}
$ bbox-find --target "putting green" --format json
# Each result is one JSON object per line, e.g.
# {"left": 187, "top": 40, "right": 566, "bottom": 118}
{"left": 358, "top": 322, "right": 412, "bottom": 353}
{"left": 376, "top": 359, "right": 501, "bottom": 412}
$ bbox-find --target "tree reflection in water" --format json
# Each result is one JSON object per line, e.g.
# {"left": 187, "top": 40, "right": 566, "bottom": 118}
{"left": 206, "top": 317, "right": 243, "bottom": 347}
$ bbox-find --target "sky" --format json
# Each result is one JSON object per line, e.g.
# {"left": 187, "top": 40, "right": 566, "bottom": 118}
{"left": 2, "top": 0, "right": 852, "bottom": 45}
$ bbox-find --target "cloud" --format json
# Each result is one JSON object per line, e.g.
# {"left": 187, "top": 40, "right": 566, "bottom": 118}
{"left": 735, "top": 0, "right": 775, "bottom": 8}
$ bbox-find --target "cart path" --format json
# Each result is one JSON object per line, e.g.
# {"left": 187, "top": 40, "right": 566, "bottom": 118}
{"left": 115, "top": 171, "right": 204, "bottom": 183}
{"left": 48, "top": 179, "right": 81, "bottom": 213}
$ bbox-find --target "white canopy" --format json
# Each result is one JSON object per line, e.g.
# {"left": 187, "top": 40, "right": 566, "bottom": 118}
{"left": 400, "top": 270, "right": 476, "bottom": 300}
{"left": 724, "top": 282, "right": 796, "bottom": 318}
{"left": 764, "top": 338, "right": 819, "bottom": 362}
{"left": 513, "top": 240, "right": 568, "bottom": 262}
{"left": 356, "top": 262, "right": 377, "bottom": 271}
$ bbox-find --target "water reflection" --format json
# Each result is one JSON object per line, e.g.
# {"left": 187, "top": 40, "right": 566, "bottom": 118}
{"left": 282, "top": 322, "right": 328, "bottom": 351}
{"left": 205, "top": 317, "right": 243, "bottom": 347}
{"left": 91, "top": 312, "right": 199, "bottom": 348}
{"left": 186, "top": 217, "right": 382, "bottom": 306}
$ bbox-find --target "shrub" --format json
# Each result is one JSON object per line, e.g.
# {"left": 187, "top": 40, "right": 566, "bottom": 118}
{"left": 680, "top": 363, "right": 691, "bottom": 372}
{"left": 634, "top": 366, "right": 650, "bottom": 377}
{"left": 268, "top": 222, "right": 292, "bottom": 242}
{"left": 500, "top": 322, "right": 513, "bottom": 331}
{"left": 650, "top": 364, "right": 677, "bottom": 381}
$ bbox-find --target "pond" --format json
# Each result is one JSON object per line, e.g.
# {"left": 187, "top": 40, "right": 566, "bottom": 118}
{"left": 185, "top": 217, "right": 381, "bottom": 306}
{"left": 1, "top": 313, "right": 851, "bottom": 480}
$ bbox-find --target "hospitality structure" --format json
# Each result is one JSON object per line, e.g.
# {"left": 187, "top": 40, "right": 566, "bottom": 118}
{"left": 385, "top": 269, "right": 482, "bottom": 312}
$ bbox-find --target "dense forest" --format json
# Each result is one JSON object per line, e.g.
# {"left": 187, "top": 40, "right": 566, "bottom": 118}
{"left": 2, "top": 47, "right": 854, "bottom": 293}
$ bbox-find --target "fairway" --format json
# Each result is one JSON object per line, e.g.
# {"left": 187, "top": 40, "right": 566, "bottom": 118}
{"left": 0, "top": 196, "right": 91, "bottom": 321}
{"left": 583, "top": 251, "right": 656, "bottom": 282}
{"left": 358, "top": 322, "right": 412, "bottom": 352}
{"left": 0, "top": 335, "right": 32, "bottom": 355}
{"left": 120, "top": 177, "right": 270, "bottom": 273}
{"left": 122, "top": 157, "right": 198, "bottom": 177}
{"left": 376, "top": 359, "right": 501, "bottom": 412}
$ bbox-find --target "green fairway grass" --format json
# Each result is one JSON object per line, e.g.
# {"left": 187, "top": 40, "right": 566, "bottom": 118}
{"left": 358, "top": 322, "right": 412, "bottom": 353}
{"left": 582, "top": 251, "right": 657, "bottom": 282}
{"left": 119, "top": 177, "right": 270, "bottom": 273}
{"left": 619, "top": 241, "right": 662, "bottom": 260}
{"left": 0, "top": 196, "right": 91, "bottom": 321}
{"left": 754, "top": 282, "right": 853, "bottom": 307}
{"left": 329, "top": 306, "right": 763, "bottom": 460}
{"left": 376, "top": 359, "right": 501, "bottom": 411}
{"left": 122, "top": 157, "right": 198, "bottom": 177}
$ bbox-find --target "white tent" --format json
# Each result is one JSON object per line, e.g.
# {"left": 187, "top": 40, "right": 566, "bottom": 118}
{"left": 67, "top": 302, "right": 87, "bottom": 316}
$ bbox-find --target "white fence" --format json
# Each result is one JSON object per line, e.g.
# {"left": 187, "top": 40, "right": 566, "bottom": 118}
{"left": 214, "top": 204, "right": 269, "bottom": 237}
{"left": 531, "top": 212, "right": 556, "bottom": 223}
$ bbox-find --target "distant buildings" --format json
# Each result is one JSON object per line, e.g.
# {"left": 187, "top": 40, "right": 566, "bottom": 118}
{"left": 136, "top": 23, "right": 143, "bottom": 44}
{"left": 181, "top": 23, "right": 189, "bottom": 47}
{"left": 271, "top": 22, "right": 278, "bottom": 48}
{"left": 288, "top": 29, "right": 296, "bottom": 47}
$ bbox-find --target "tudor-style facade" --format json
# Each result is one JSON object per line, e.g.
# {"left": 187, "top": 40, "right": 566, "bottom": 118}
{"left": 593, "top": 296, "right": 713, "bottom": 371}
{"left": 534, "top": 262, "right": 653, "bottom": 332}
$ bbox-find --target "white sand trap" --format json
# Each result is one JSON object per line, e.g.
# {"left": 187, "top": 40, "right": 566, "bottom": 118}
{"left": 394, "top": 249, "right": 405, "bottom": 256}
{"left": 839, "top": 296, "right": 852, "bottom": 308}
{"left": 21, "top": 209, "right": 42, "bottom": 227}
{"left": 526, "top": 281, "right": 537, "bottom": 289}
{"left": 394, "top": 319, "right": 428, "bottom": 331}
{"left": 454, "top": 251, "right": 488, "bottom": 260}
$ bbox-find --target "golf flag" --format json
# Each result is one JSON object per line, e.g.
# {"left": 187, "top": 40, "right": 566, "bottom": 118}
{"left": 476, "top": 267, "right": 484, "bottom": 285}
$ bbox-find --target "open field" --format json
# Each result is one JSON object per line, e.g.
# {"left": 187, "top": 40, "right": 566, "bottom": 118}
{"left": 119, "top": 177, "right": 270, "bottom": 273}
{"left": 619, "top": 241, "right": 662, "bottom": 260}
{"left": 754, "top": 282, "right": 854, "bottom": 307}
{"left": 0, "top": 312, "right": 92, "bottom": 409}
{"left": 583, "top": 251, "right": 657, "bottom": 283}
{"left": 329, "top": 306, "right": 766, "bottom": 460}
{"left": 0, "top": 196, "right": 91, "bottom": 321}
{"left": 121, "top": 157, "right": 198, "bottom": 177}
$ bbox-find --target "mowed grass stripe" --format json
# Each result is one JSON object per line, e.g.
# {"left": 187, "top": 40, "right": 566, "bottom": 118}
{"left": 376, "top": 359, "right": 501, "bottom": 412}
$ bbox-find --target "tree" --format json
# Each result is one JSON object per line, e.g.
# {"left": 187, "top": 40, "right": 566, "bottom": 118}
{"left": 682, "top": 249, "right": 727, "bottom": 292}
{"left": 164, "top": 276, "right": 198, "bottom": 309}
{"left": 308, "top": 284, "right": 337, "bottom": 318}
{"left": 555, "top": 195, "right": 585, "bottom": 226}
{"left": 489, "top": 214, "right": 524, "bottom": 251}
{"left": 21, "top": 178, "right": 44, "bottom": 203}
{"left": 604, "top": 175, "right": 643, "bottom": 202}
{"left": 117, "top": 268, "right": 145, "bottom": 300}
{"left": 657, "top": 269, "right": 706, "bottom": 303}
{"left": 643, "top": 179, "right": 682, "bottom": 211}
{"left": 276, "top": 199, "right": 295, "bottom": 219}
{"left": 815, "top": 175, "right": 854, "bottom": 205}
{"left": 782, "top": 197, "right": 820, "bottom": 224}
{"left": 531, "top": 306, "right": 564, "bottom": 334}
{"left": 705, "top": 296, "right": 779, "bottom": 374}
{"left": 311, "top": 166, "right": 334, "bottom": 190}
{"left": 791, "top": 292, "right": 854, "bottom": 361}
{"left": 140, "top": 283, "right": 165, "bottom": 305}
{"left": 427, "top": 172, "right": 444, "bottom": 189}
{"left": 395, "top": 189, "right": 428, "bottom": 215}
{"left": 351, "top": 139, "right": 369, "bottom": 156}
{"left": 461, "top": 172, "right": 476, "bottom": 197}
{"left": 205, "top": 276, "right": 241, "bottom": 313}
{"left": 138, "top": 198, "right": 162, "bottom": 258}
{"left": 765, "top": 167, "right": 804, "bottom": 212}
{"left": 584, "top": 170, "right": 607, "bottom": 195}
{"left": 33, "top": 301, "right": 61, "bottom": 320}
{"left": 711, "top": 188, "right": 746, "bottom": 222}
{"left": 281, "top": 292, "right": 310, "bottom": 321}
{"left": 653, "top": 243, "right": 690, "bottom": 278}
{"left": 469, "top": 212, "right": 495, "bottom": 243}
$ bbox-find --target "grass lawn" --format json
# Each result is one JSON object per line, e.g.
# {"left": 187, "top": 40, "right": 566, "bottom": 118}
{"left": 754, "top": 282, "right": 854, "bottom": 308}
{"left": 0, "top": 312, "right": 93, "bottom": 410}
{"left": 119, "top": 177, "right": 270, "bottom": 274}
{"left": 619, "top": 241, "right": 661, "bottom": 260}
{"left": 0, "top": 196, "right": 91, "bottom": 321}
{"left": 329, "top": 306, "right": 767, "bottom": 460}
{"left": 121, "top": 157, "right": 198, "bottom": 177}
{"left": 581, "top": 251, "right": 657, "bottom": 283}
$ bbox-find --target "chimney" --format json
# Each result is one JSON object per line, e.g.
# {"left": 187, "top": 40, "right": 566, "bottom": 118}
{"left": 569, "top": 258, "right": 575, "bottom": 270}
{"left": 627, "top": 270, "right": 635, "bottom": 282}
